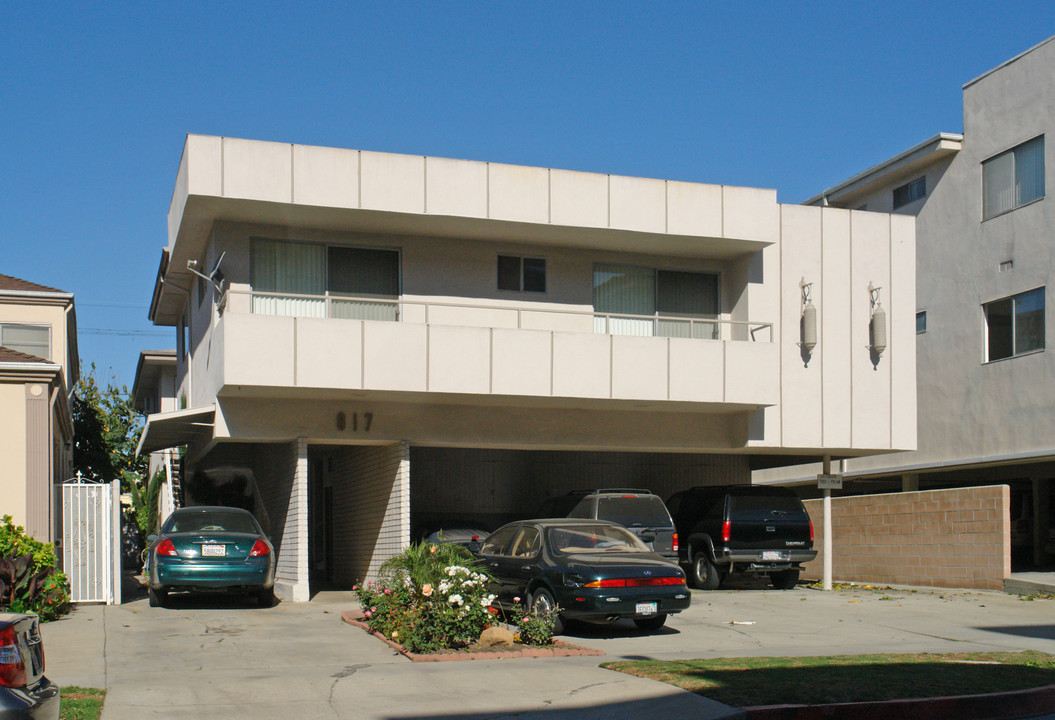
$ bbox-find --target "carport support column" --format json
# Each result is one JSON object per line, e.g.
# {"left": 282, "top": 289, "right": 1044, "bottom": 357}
{"left": 278, "top": 437, "right": 310, "bottom": 602}
{"left": 822, "top": 455, "right": 832, "bottom": 591}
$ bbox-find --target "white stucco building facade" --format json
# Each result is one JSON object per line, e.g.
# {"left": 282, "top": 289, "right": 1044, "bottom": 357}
{"left": 761, "top": 35, "right": 1055, "bottom": 570}
{"left": 138, "top": 135, "right": 916, "bottom": 600}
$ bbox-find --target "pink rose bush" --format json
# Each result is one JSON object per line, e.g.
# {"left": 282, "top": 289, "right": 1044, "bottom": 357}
{"left": 354, "top": 540, "right": 497, "bottom": 653}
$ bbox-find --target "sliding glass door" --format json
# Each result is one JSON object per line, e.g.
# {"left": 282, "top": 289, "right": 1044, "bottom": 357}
{"left": 593, "top": 263, "right": 719, "bottom": 339}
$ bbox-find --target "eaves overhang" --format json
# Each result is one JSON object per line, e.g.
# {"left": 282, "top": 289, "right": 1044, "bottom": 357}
{"left": 136, "top": 405, "right": 215, "bottom": 457}
{"left": 131, "top": 349, "right": 177, "bottom": 410}
{"left": 803, "top": 133, "right": 963, "bottom": 208}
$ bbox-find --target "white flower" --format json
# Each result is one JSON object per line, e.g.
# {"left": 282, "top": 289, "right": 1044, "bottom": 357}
{"left": 462, "top": 579, "right": 476, "bottom": 588}
{"left": 448, "top": 594, "right": 464, "bottom": 606}
{"left": 482, "top": 594, "right": 496, "bottom": 607}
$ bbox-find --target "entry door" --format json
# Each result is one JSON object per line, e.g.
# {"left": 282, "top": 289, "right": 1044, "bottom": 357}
{"left": 309, "top": 458, "right": 333, "bottom": 585}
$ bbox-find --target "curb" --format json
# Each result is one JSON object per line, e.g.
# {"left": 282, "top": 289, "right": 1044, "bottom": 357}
{"left": 741, "top": 683, "right": 1055, "bottom": 720}
{"left": 341, "top": 610, "right": 604, "bottom": 661}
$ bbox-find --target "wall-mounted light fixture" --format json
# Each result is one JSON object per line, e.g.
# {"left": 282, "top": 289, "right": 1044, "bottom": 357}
{"left": 798, "top": 278, "right": 817, "bottom": 365}
{"left": 868, "top": 282, "right": 887, "bottom": 359}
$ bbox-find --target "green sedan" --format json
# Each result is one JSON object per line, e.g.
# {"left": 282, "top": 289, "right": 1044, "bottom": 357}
{"left": 145, "top": 506, "right": 276, "bottom": 608}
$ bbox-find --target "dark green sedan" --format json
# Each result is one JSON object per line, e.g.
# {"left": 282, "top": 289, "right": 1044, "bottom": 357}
{"left": 478, "top": 519, "right": 691, "bottom": 633}
{"left": 145, "top": 506, "right": 275, "bottom": 608}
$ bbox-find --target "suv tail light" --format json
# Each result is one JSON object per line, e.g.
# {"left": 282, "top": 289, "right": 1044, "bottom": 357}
{"left": 249, "top": 539, "right": 270, "bottom": 557}
{"left": 156, "top": 538, "right": 178, "bottom": 557}
{"left": 0, "top": 626, "right": 27, "bottom": 688}
{"left": 809, "top": 520, "right": 815, "bottom": 542}
{"left": 672, "top": 533, "right": 678, "bottom": 553}
{"left": 722, "top": 520, "right": 731, "bottom": 543}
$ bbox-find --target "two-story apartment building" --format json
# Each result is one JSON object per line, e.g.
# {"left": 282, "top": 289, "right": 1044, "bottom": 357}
{"left": 138, "top": 135, "right": 916, "bottom": 600}
{"left": 0, "top": 274, "right": 78, "bottom": 543}
{"left": 760, "top": 35, "right": 1055, "bottom": 571}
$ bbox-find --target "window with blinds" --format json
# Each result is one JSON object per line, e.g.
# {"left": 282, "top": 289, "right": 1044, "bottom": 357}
{"left": 592, "top": 263, "right": 719, "bottom": 339}
{"left": 983, "top": 136, "right": 1045, "bottom": 220}
{"left": 250, "top": 238, "right": 399, "bottom": 320}
{"left": 0, "top": 323, "right": 51, "bottom": 360}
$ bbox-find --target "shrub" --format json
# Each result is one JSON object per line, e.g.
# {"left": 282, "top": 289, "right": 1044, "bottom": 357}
{"left": 0, "top": 515, "right": 70, "bottom": 621}
{"left": 356, "top": 541, "right": 496, "bottom": 653}
{"left": 508, "top": 596, "right": 560, "bottom": 646}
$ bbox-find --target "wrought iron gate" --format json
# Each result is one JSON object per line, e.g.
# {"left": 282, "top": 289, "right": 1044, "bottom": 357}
{"left": 62, "top": 474, "right": 121, "bottom": 604}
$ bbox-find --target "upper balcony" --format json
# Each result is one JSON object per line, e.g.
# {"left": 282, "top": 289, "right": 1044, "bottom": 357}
{"left": 152, "top": 135, "right": 779, "bottom": 326}
{"left": 205, "top": 289, "right": 778, "bottom": 411}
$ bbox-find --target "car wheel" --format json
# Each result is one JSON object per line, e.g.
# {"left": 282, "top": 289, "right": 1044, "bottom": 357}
{"left": 771, "top": 569, "right": 799, "bottom": 590}
{"left": 633, "top": 613, "right": 667, "bottom": 631}
{"left": 257, "top": 587, "right": 274, "bottom": 608}
{"left": 148, "top": 587, "right": 167, "bottom": 608}
{"left": 529, "top": 588, "right": 564, "bottom": 635}
{"left": 691, "top": 552, "right": 721, "bottom": 590}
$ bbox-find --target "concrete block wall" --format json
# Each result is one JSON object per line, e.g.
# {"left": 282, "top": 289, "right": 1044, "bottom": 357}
{"left": 802, "top": 485, "right": 1010, "bottom": 590}
{"left": 329, "top": 442, "right": 410, "bottom": 585}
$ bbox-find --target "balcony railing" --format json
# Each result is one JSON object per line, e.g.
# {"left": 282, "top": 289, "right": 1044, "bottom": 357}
{"left": 227, "top": 289, "right": 772, "bottom": 342}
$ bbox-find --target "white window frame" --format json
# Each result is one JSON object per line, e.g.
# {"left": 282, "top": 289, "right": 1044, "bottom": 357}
{"left": 982, "top": 287, "right": 1045, "bottom": 362}
{"left": 497, "top": 254, "right": 547, "bottom": 294}
{"left": 0, "top": 322, "right": 52, "bottom": 360}
{"left": 982, "top": 135, "right": 1045, "bottom": 220}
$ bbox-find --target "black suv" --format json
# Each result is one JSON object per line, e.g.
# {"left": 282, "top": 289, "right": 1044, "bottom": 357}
{"left": 535, "top": 489, "right": 678, "bottom": 561}
{"left": 666, "top": 485, "right": 816, "bottom": 589}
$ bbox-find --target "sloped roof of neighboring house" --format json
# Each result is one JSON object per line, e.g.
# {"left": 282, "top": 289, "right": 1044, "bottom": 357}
{"left": 0, "top": 346, "right": 52, "bottom": 364}
{"left": 0, "top": 274, "right": 67, "bottom": 294}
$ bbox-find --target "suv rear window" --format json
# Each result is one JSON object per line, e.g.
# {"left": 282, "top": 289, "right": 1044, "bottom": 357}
{"left": 592, "top": 496, "right": 672, "bottom": 527}
{"left": 728, "top": 494, "right": 807, "bottom": 520}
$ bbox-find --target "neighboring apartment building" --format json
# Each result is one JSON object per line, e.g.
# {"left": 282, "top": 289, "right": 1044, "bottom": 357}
{"left": 0, "top": 274, "right": 78, "bottom": 543}
{"left": 760, "top": 35, "right": 1055, "bottom": 570}
{"left": 131, "top": 349, "right": 179, "bottom": 523}
{"left": 137, "top": 134, "right": 915, "bottom": 600}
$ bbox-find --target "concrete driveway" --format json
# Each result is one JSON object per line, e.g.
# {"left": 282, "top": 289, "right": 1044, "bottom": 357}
{"left": 41, "top": 581, "right": 1055, "bottom": 720}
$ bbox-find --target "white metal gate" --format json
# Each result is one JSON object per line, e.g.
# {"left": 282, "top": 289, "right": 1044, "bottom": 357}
{"left": 62, "top": 475, "right": 121, "bottom": 604}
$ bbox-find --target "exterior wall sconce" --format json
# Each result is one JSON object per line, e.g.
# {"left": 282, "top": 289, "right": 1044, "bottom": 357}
{"left": 799, "top": 278, "right": 817, "bottom": 366}
{"left": 868, "top": 282, "right": 887, "bottom": 365}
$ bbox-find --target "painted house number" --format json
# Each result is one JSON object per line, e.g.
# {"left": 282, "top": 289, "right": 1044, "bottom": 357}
{"left": 336, "top": 411, "right": 373, "bottom": 432}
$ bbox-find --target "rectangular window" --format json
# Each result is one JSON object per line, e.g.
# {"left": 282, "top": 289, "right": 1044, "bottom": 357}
{"left": 250, "top": 238, "right": 400, "bottom": 320}
{"left": 984, "top": 287, "right": 1045, "bottom": 361}
{"left": 497, "top": 255, "right": 546, "bottom": 293}
{"left": 892, "top": 177, "right": 926, "bottom": 209}
{"left": 916, "top": 311, "right": 927, "bottom": 334}
{"left": 0, "top": 323, "right": 50, "bottom": 360}
{"left": 983, "top": 135, "right": 1045, "bottom": 219}
{"left": 593, "top": 263, "right": 719, "bottom": 339}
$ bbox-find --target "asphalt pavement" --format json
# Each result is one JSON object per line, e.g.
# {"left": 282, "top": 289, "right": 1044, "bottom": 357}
{"left": 41, "top": 578, "right": 1055, "bottom": 720}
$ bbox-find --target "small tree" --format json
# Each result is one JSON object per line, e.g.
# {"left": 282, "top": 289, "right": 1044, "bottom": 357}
{"left": 72, "top": 365, "right": 151, "bottom": 537}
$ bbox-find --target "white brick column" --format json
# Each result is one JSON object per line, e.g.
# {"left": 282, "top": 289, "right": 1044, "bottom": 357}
{"left": 275, "top": 437, "right": 311, "bottom": 602}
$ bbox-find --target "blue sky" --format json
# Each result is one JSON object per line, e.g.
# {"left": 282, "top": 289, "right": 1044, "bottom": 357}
{"left": 4, "top": 1, "right": 1053, "bottom": 390}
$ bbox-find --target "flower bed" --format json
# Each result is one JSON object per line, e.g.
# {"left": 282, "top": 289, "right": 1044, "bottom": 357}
{"left": 341, "top": 610, "right": 604, "bottom": 661}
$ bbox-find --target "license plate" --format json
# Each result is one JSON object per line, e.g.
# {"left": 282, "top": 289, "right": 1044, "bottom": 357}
{"left": 761, "top": 551, "right": 786, "bottom": 561}
{"left": 636, "top": 602, "right": 658, "bottom": 615}
{"left": 201, "top": 544, "right": 226, "bottom": 557}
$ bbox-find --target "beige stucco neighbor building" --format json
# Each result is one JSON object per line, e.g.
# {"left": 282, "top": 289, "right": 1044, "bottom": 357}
{"left": 761, "top": 35, "right": 1055, "bottom": 571}
{"left": 138, "top": 135, "right": 916, "bottom": 601}
{"left": 0, "top": 274, "right": 78, "bottom": 543}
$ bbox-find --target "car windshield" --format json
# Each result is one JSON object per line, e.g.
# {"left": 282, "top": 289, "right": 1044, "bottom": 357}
{"left": 594, "top": 496, "right": 672, "bottom": 527}
{"left": 165, "top": 511, "right": 259, "bottom": 534}
{"left": 547, "top": 525, "right": 650, "bottom": 554}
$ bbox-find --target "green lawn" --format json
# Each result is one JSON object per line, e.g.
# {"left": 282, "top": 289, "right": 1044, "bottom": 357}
{"left": 59, "top": 686, "right": 105, "bottom": 720}
{"left": 602, "top": 651, "right": 1055, "bottom": 707}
